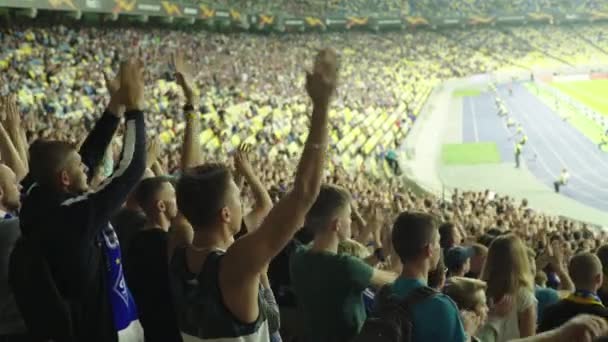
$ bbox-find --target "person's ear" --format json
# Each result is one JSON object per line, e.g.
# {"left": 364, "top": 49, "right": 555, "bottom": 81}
{"left": 422, "top": 243, "right": 432, "bottom": 258}
{"left": 157, "top": 200, "right": 166, "bottom": 213}
{"left": 60, "top": 170, "right": 70, "bottom": 187}
{"left": 220, "top": 206, "right": 231, "bottom": 224}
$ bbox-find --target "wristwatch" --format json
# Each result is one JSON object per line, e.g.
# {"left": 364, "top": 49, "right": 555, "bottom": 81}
{"left": 374, "top": 247, "right": 386, "bottom": 262}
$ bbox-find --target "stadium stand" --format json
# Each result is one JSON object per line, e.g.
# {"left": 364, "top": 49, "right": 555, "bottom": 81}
{"left": 2, "top": 5, "right": 608, "bottom": 342}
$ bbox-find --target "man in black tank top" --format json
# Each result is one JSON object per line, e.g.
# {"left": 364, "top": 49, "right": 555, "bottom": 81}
{"left": 172, "top": 49, "right": 338, "bottom": 341}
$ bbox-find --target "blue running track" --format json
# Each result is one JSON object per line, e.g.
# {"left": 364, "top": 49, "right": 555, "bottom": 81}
{"left": 462, "top": 83, "right": 608, "bottom": 212}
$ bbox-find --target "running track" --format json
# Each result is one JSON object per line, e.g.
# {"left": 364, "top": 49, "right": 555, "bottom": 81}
{"left": 462, "top": 83, "right": 608, "bottom": 212}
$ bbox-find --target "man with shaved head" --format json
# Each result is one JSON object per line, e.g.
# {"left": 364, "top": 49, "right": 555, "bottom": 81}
{"left": 539, "top": 252, "right": 608, "bottom": 332}
{"left": 0, "top": 164, "right": 25, "bottom": 340}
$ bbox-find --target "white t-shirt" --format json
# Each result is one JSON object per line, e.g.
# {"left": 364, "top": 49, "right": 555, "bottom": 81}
{"left": 494, "top": 287, "right": 537, "bottom": 342}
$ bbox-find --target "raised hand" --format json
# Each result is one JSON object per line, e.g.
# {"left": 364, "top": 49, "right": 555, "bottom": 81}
{"left": 146, "top": 136, "right": 161, "bottom": 169}
{"left": 1, "top": 95, "right": 21, "bottom": 132}
{"left": 172, "top": 51, "right": 196, "bottom": 105}
{"left": 118, "top": 57, "right": 145, "bottom": 111}
{"left": 306, "top": 48, "right": 338, "bottom": 106}
{"left": 104, "top": 70, "right": 123, "bottom": 116}
{"left": 234, "top": 143, "right": 254, "bottom": 177}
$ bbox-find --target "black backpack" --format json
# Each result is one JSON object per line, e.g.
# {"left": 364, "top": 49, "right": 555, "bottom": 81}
{"left": 353, "top": 285, "right": 437, "bottom": 342}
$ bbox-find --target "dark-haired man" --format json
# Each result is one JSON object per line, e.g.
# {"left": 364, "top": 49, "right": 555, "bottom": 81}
{"left": 390, "top": 212, "right": 465, "bottom": 341}
{"left": 445, "top": 246, "right": 473, "bottom": 278}
{"left": 126, "top": 176, "right": 181, "bottom": 342}
{"left": 12, "top": 59, "right": 147, "bottom": 342}
{"left": 171, "top": 48, "right": 337, "bottom": 341}
{"left": 290, "top": 185, "right": 397, "bottom": 342}
{"left": 539, "top": 253, "right": 608, "bottom": 332}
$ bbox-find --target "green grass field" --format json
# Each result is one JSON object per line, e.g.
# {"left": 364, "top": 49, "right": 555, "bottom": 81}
{"left": 552, "top": 80, "right": 608, "bottom": 116}
{"left": 453, "top": 88, "right": 482, "bottom": 97}
{"left": 442, "top": 142, "right": 501, "bottom": 165}
{"left": 528, "top": 83, "right": 606, "bottom": 145}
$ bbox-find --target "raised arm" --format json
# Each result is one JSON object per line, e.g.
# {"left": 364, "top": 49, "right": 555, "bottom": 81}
{"left": 78, "top": 71, "right": 124, "bottom": 179}
{"left": 174, "top": 51, "right": 203, "bottom": 170}
{"left": 220, "top": 48, "right": 337, "bottom": 323}
{"left": 0, "top": 95, "right": 28, "bottom": 179}
{"left": 235, "top": 144, "right": 273, "bottom": 232}
{"left": 61, "top": 59, "right": 147, "bottom": 241}
{"left": 0, "top": 97, "right": 27, "bottom": 180}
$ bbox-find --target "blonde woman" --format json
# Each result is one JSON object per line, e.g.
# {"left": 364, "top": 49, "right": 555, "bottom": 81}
{"left": 481, "top": 234, "right": 537, "bottom": 341}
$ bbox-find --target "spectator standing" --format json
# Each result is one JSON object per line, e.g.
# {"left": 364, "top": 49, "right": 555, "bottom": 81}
{"left": 12, "top": 59, "right": 147, "bottom": 342}
{"left": 389, "top": 212, "right": 466, "bottom": 341}
{"left": 445, "top": 246, "right": 474, "bottom": 278}
{"left": 481, "top": 234, "right": 537, "bottom": 341}
{"left": 125, "top": 176, "right": 182, "bottom": 342}
{"left": 539, "top": 253, "right": 608, "bottom": 332}
{"left": 553, "top": 169, "right": 569, "bottom": 193}
{"left": 439, "top": 222, "right": 462, "bottom": 250}
{"left": 290, "top": 185, "right": 397, "bottom": 341}
{"left": 466, "top": 243, "right": 488, "bottom": 279}
{"left": 171, "top": 48, "right": 336, "bottom": 342}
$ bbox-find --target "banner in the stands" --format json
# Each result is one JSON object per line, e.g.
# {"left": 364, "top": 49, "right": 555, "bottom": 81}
{"left": 404, "top": 16, "right": 429, "bottom": 26}
{"left": 305, "top": 16, "right": 325, "bottom": 28}
{"left": 199, "top": 4, "right": 215, "bottom": 19}
{"left": 527, "top": 12, "right": 554, "bottom": 23}
{"left": 468, "top": 15, "right": 495, "bottom": 25}
{"left": 346, "top": 16, "right": 368, "bottom": 29}
{"left": 2, "top": 1, "right": 608, "bottom": 31}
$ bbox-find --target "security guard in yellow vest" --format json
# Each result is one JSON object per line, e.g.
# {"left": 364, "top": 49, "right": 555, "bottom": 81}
{"left": 515, "top": 142, "right": 522, "bottom": 168}
{"left": 519, "top": 135, "right": 528, "bottom": 146}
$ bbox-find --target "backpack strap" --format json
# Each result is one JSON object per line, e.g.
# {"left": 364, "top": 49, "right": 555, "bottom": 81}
{"left": 398, "top": 286, "right": 438, "bottom": 312}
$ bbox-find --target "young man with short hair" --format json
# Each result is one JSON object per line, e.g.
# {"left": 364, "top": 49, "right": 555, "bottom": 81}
{"left": 539, "top": 253, "right": 608, "bottom": 332}
{"left": 445, "top": 246, "right": 474, "bottom": 278}
{"left": 13, "top": 58, "right": 147, "bottom": 342}
{"left": 390, "top": 212, "right": 466, "bottom": 341}
{"left": 290, "top": 185, "right": 397, "bottom": 342}
{"left": 126, "top": 176, "right": 181, "bottom": 342}
{"left": 171, "top": 49, "right": 336, "bottom": 341}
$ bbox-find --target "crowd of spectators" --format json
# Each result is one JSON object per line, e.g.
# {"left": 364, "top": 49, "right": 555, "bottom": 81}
{"left": 2, "top": 19, "right": 608, "bottom": 342}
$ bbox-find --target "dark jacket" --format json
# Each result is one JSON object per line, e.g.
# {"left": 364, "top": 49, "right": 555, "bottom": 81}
{"left": 539, "top": 298, "right": 608, "bottom": 333}
{"left": 11, "top": 110, "right": 146, "bottom": 342}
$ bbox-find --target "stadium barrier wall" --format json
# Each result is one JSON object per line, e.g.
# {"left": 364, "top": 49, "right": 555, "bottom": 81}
{"left": 2, "top": 0, "right": 608, "bottom": 32}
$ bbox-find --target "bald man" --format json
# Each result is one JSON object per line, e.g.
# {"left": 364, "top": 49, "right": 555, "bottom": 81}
{"left": 0, "top": 164, "right": 26, "bottom": 340}
{"left": 539, "top": 253, "right": 608, "bottom": 332}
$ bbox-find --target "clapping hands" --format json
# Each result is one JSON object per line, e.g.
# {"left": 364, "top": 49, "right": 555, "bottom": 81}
{"left": 306, "top": 48, "right": 338, "bottom": 106}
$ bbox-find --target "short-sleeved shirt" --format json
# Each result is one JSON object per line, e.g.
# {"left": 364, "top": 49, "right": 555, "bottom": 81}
{"left": 391, "top": 277, "right": 466, "bottom": 342}
{"left": 535, "top": 286, "right": 560, "bottom": 324}
{"left": 290, "top": 246, "right": 374, "bottom": 342}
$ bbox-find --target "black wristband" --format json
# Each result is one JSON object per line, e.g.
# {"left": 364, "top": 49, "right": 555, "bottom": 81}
{"left": 183, "top": 104, "right": 194, "bottom": 112}
{"left": 374, "top": 247, "right": 386, "bottom": 262}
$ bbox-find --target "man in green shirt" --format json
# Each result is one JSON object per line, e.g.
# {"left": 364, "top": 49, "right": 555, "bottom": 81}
{"left": 290, "top": 185, "right": 397, "bottom": 342}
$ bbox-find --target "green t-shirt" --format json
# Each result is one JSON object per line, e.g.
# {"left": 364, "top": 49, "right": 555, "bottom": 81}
{"left": 290, "top": 246, "right": 374, "bottom": 342}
